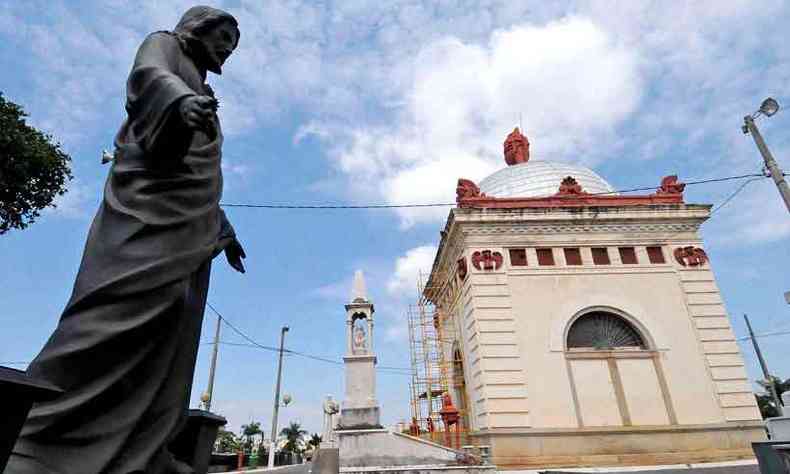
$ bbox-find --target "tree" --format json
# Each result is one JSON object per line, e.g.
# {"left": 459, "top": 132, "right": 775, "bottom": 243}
{"left": 240, "top": 421, "right": 263, "bottom": 454}
{"left": 215, "top": 427, "right": 241, "bottom": 453}
{"left": 0, "top": 93, "right": 73, "bottom": 234}
{"left": 756, "top": 376, "right": 789, "bottom": 419}
{"left": 308, "top": 433, "right": 322, "bottom": 449}
{"left": 279, "top": 421, "right": 308, "bottom": 454}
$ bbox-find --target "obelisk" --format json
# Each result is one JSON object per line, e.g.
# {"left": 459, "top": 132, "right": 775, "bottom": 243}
{"left": 338, "top": 270, "right": 382, "bottom": 428}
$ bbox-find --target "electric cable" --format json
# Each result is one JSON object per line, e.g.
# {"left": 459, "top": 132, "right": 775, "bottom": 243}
{"left": 711, "top": 176, "right": 766, "bottom": 215}
{"left": 205, "top": 302, "right": 411, "bottom": 374}
{"left": 219, "top": 173, "right": 768, "bottom": 209}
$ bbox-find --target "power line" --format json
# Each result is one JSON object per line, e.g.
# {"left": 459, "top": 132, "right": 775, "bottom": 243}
{"left": 219, "top": 173, "right": 768, "bottom": 209}
{"left": 711, "top": 176, "right": 766, "bottom": 215}
{"left": 207, "top": 302, "right": 281, "bottom": 352}
{"left": 8, "top": 319, "right": 789, "bottom": 370}
{"left": 737, "top": 329, "right": 790, "bottom": 342}
{"left": 205, "top": 303, "right": 411, "bottom": 373}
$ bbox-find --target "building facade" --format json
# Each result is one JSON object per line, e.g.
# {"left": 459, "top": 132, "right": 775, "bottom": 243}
{"left": 423, "top": 129, "right": 764, "bottom": 468}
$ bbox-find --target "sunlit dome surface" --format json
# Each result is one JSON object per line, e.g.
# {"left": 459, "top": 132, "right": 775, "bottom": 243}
{"left": 479, "top": 161, "right": 616, "bottom": 198}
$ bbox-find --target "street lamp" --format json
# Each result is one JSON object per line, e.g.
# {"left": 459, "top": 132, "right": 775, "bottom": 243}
{"left": 742, "top": 97, "right": 790, "bottom": 213}
{"left": 282, "top": 393, "right": 293, "bottom": 406}
{"left": 759, "top": 97, "right": 780, "bottom": 117}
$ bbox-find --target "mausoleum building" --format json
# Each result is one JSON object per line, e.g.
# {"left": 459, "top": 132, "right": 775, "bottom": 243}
{"left": 422, "top": 128, "right": 764, "bottom": 468}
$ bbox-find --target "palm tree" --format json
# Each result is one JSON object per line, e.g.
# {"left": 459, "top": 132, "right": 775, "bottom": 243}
{"left": 280, "top": 421, "right": 308, "bottom": 454}
{"left": 756, "top": 376, "right": 789, "bottom": 418}
{"left": 308, "top": 433, "right": 322, "bottom": 449}
{"left": 241, "top": 421, "right": 263, "bottom": 453}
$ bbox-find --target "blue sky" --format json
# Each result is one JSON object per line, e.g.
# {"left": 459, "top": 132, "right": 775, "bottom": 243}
{"left": 1, "top": 0, "right": 789, "bottom": 436}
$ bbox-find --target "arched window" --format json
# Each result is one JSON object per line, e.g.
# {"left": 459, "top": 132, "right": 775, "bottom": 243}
{"left": 567, "top": 311, "right": 646, "bottom": 350}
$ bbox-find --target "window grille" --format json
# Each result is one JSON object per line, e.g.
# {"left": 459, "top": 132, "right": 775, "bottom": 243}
{"left": 567, "top": 311, "right": 646, "bottom": 349}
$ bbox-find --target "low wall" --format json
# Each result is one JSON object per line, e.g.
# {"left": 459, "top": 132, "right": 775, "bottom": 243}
{"left": 337, "top": 429, "right": 459, "bottom": 467}
{"left": 470, "top": 422, "right": 766, "bottom": 469}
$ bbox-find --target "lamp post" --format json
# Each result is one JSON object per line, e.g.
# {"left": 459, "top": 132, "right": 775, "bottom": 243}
{"left": 742, "top": 97, "right": 790, "bottom": 213}
{"left": 268, "top": 326, "right": 289, "bottom": 469}
{"left": 744, "top": 314, "right": 783, "bottom": 413}
{"left": 202, "top": 313, "right": 222, "bottom": 412}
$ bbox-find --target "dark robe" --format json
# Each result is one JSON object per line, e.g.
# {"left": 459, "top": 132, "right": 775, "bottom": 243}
{"left": 7, "top": 29, "right": 235, "bottom": 474}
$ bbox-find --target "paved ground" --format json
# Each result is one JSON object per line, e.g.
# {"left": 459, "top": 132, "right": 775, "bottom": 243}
{"left": 541, "top": 465, "right": 759, "bottom": 474}
{"left": 216, "top": 463, "right": 311, "bottom": 474}
{"left": 217, "top": 460, "right": 760, "bottom": 474}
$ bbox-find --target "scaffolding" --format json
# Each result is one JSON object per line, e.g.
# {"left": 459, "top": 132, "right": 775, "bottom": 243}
{"left": 407, "top": 270, "right": 469, "bottom": 448}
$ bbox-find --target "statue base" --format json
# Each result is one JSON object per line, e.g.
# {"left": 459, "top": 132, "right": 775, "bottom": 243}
{"left": 338, "top": 406, "right": 382, "bottom": 430}
{"left": 0, "top": 366, "right": 63, "bottom": 472}
{"left": 169, "top": 409, "right": 226, "bottom": 474}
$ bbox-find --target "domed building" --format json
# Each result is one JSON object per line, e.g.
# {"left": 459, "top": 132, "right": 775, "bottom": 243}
{"left": 420, "top": 128, "right": 763, "bottom": 468}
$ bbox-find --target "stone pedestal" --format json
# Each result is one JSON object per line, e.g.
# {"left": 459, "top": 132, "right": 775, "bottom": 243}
{"left": 311, "top": 447, "right": 340, "bottom": 474}
{"left": 768, "top": 416, "right": 790, "bottom": 440}
{"left": 0, "top": 366, "right": 63, "bottom": 472}
{"left": 774, "top": 444, "right": 790, "bottom": 474}
{"left": 169, "top": 409, "right": 227, "bottom": 474}
{"left": 753, "top": 440, "right": 790, "bottom": 474}
{"left": 339, "top": 354, "right": 381, "bottom": 429}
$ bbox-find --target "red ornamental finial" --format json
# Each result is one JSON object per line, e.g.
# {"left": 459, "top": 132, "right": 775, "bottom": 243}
{"left": 504, "top": 127, "right": 530, "bottom": 166}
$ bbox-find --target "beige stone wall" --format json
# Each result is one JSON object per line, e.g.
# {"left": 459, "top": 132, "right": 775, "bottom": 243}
{"left": 675, "top": 265, "right": 761, "bottom": 421}
{"left": 428, "top": 205, "right": 760, "bottom": 442}
{"left": 512, "top": 269, "right": 729, "bottom": 427}
{"left": 471, "top": 423, "right": 765, "bottom": 468}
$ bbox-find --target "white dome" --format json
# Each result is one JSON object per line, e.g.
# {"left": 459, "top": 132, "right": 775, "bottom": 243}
{"left": 479, "top": 161, "right": 616, "bottom": 198}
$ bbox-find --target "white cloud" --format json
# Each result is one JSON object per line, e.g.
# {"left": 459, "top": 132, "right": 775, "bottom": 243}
{"left": 313, "top": 17, "right": 643, "bottom": 226}
{"left": 5, "top": 0, "right": 790, "bottom": 242}
{"left": 704, "top": 180, "right": 790, "bottom": 247}
{"left": 387, "top": 245, "right": 438, "bottom": 297}
{"left": 47, "top": 179, "right": 95, "bottom": 219}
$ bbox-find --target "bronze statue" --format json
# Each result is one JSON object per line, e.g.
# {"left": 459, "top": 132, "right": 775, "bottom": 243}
{"left": 7, "top": 6, "right": 245, "bottom": 473}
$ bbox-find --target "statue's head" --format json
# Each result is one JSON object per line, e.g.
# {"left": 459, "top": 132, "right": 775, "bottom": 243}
{"left": 174, "top": 6, "right": 240, "bottom": 74}
{"left": 503, "top": 127, "right": 530, "bottom": 166}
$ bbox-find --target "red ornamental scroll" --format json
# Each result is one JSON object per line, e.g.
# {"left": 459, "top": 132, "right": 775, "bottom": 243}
{"left": 471, "top": 250, "right": 503, "bottom": 271}
{"left": 673, "top": 246, "right": 708, "bottom": 266}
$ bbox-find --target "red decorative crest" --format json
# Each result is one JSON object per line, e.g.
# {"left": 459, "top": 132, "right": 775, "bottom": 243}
{"left": 504, "top": 127, "right": 530, "bottom": 166}
{"left": 457, "top": 257, "right": 468, "bottom": 281}
{"left": 673, "top": 246, "right": 708, "bottom": 266}
{"left": 456, "top": 178, "right": 486, "bottom": 202}
{"left": 556, "top": 176, "right": 586, "bottom": 196}
{"left": 657, "top": 175, "right": 686, "bottom": 194}
{"left": 471, "top": 250, "right": 503, "bottom": 271}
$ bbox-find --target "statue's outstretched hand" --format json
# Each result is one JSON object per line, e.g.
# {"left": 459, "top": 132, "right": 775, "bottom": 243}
{"left": 224, "top": 238, "right": 246, "bottom": 274}
{"left": 179, "top": 95, "right": 217, "bottom": 131}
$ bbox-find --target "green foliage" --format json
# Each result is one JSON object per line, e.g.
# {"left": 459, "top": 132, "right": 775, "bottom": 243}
{"left": 215, "top": 427, "right": 240, "bottom": 453}
{"left": 241, "top": 421, "right": 263, "bottom": 453}
{"left": 756, "top": 376, "right": 789, "bottom": 419}
{"left": 279, "top": 421, "right": 308, "bottom": 454}
{"left": 308, "top": 433, "right": 322, "bottom": 448}
{"left": 0, "top": 92, "right": 72, "bottom": 234}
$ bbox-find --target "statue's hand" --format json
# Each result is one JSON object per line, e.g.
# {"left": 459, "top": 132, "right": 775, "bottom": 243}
{"left": 224, "top": 238, "right": 246, "bottom": 274}
{"left": 179, "top": 95, "right": 216, "bottom": 131}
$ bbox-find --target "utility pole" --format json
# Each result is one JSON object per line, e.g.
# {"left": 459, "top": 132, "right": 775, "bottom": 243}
{"left": 202, "top": 313, "right": 222, "bottom": 412}
{"left": 742, "top": 98, "right": 790, "bottom": 213}
{"left": 744, "top": 314, "right": 783, "bottom": 412}
{"left": 268, "top": 326, "right": 289, "bottom": 469}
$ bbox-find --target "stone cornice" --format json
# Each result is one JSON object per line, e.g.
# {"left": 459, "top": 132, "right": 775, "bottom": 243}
{"left": 425, "top": 204, "right": 710, "bottom": 304}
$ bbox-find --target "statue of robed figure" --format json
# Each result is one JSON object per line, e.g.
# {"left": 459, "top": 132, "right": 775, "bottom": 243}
{"left": 7, "top": 6, "right": 246, "bottom": 474}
